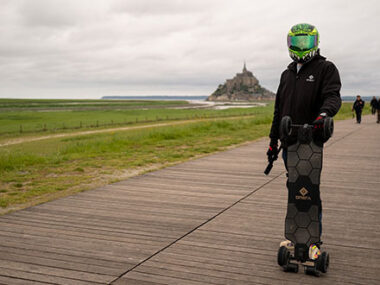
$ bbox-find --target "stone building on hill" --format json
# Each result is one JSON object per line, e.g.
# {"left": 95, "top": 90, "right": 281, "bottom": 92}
{"left": 207, "top": 63, "right": 275, "bottom": 101}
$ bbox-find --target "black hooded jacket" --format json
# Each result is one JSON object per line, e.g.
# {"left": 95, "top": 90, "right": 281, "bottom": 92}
{"left": 353, "top": 99, "right": 365, "bottom": 111}
{"left": 269, "top": 55, "right": 342, "bottom": 146}
{"left": 370, "top": 98, "right": 378, "bottom": 109}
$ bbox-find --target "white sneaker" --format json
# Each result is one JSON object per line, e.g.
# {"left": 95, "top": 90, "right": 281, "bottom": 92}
{"left": 280, "top": 240, "right": 294, "bottom": 249}
{"left": 309, "top": 244, "right": 321, "bottom": 260}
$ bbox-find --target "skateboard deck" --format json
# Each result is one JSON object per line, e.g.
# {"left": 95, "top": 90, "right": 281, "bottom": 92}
{"left": 285, "top": 130, "right": 322, "bottom": 261}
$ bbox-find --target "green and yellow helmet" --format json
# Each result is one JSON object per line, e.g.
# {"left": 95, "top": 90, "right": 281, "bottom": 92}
{"left": 287, "top": 23, "right": 319, "bottom": 63}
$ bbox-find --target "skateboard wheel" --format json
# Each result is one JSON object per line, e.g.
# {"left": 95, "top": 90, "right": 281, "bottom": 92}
{"left": 323, "top": 117, "right": 334, "bottom": 140}
{"left": 317, "top": 251, "right": 330, "bottom": 273}
{"left": 286, "top": 263, "right": 299, "bottom": 273}
{"left": 304, "top": 266, "right": 320, "bottom": 277}
{"left": 280, "top": 116, "right": 292, "bottom": 138}
{"left": 277, "top": 246, "right": 289, "bottom": 266}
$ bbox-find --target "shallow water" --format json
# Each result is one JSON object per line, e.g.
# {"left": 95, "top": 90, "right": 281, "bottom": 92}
{"left": 170, "top": 100, "right": 267, "bottom": 110}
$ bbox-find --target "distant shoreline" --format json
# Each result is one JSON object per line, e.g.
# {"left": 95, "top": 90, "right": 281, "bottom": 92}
{"left": 101, "top": 95, "right": 367, "bottom": 102}
{"left": 102, "top": 96, "right": 208, "bottom": 101}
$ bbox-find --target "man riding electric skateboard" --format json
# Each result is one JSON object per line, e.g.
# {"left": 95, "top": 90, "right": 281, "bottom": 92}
{"left": 267, "top": 23, "right": 341, "bottom": 261}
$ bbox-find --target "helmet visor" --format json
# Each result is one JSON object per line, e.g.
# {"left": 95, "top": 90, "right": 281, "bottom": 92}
{"left": 287, "top": 35, "right": 317, "bottom": 51}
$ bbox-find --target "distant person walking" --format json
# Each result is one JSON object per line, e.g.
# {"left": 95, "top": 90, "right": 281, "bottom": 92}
{"left": 370, "top": 96, "right": 378, "bottom": 115}
{"left": 377, "top": 97, "right": 380, "bottom": 124}
{"left": 352, "top": 95, "right": 365, "bottom": 123}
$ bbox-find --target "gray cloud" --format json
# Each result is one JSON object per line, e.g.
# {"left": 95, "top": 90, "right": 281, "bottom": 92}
{"left": 0, "top": 0, "right": 379, "bottom": 98}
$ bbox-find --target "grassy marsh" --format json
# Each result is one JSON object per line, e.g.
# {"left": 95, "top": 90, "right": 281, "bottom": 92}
{"left": 0, "top": 101, "right": 367, "bottom": 212}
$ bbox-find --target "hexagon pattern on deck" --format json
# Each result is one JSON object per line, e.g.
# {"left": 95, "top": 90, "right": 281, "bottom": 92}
{"left": 287, "top": 142, "right": 322, "bottom": 184}
{"left": 286, "top": 204, "right": 320, "bottom": 245}
{"left": 286, "top": 142, "right": 322, "bottom": 246}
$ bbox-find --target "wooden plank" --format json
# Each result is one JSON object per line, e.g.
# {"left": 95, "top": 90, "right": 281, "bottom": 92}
{"left": 2, "top": 212, "right": 185, "bottom": 239}
{"left": 0, "top": 245, "right": 127, "bottom": 271}
{"left": 0, "top": 276, "right": 52, "bottom": 285}
{"left": 0, "top": 221, "right": 173, "bottom": 246}
{"left": 0, "top": 260, "right": 115, "bottom": 283}
{"left": 0, "top": 251, "right": 122, "bottom": 276}
{"left": 0, "top": 268, "right": 100, "bottom": 285}
{"left": 114, "top": 271, "right": 207, "bottom": 285}
{"left": 0, "top": 217, "right": 177, "bottom": 242}
{"left": 0, "top": 239, "right": 143, "bottom": 265}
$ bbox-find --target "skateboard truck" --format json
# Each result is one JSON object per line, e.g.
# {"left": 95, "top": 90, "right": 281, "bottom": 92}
{"left": 278, "top": 243, "right": 329, "bottom": 276}
{"left": 280, "top": 115, "right": 334, "bottom": 142}
{"left": 277, "top": 116, "right": 332, "bottom": 276}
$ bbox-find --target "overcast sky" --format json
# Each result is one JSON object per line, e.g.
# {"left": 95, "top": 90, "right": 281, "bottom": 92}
{"left": 1, "top": 0, "right": 379, "bottom": 99}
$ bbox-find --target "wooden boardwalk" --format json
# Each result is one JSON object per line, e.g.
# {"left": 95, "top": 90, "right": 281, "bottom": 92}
{"left": 0, "top": 116, "right": 379, "bottom": 284}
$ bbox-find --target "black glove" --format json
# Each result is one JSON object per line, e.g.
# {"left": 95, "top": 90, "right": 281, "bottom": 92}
{"left": 313, "top": 112, "right": 327, "bottom": 129}
{"left": 267, "top": 142, "right": 278, "bottom": 162}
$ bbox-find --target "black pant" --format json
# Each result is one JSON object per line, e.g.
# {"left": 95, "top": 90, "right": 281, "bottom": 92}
{"left": 355, "top": 110, "right": 362, "bottom": 123}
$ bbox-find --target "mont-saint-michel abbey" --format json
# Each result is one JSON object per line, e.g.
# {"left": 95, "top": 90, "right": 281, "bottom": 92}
{"left": 207, "top": 63, "right": 275, "bottom": 101}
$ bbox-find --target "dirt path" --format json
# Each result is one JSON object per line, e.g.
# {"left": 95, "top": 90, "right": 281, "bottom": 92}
{"left": 0, "top": 115, "right": 255, "bottom": 147}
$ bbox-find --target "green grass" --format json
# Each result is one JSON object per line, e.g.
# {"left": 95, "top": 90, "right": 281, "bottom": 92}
{"left": 0, "top": 116, "right": 272, "bottom": 209}
{"left": 0, "top": 98, "right": 190, "bottom": 136}
{"left": 0, "top": 98, "right": 189, "bottom": 110}
{"left": 0, "top": 102, "right": 362, "bottom": 211}
{"left": 0, "top": 104, "right": 272, "bottom": 138}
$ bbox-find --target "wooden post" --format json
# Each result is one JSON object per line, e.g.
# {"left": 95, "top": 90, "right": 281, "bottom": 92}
{"left": 19, "top": 125, "right": 22, "bottom": 133}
